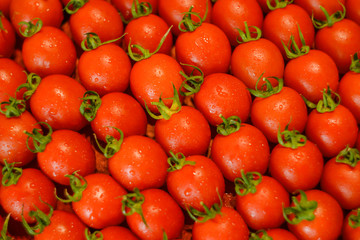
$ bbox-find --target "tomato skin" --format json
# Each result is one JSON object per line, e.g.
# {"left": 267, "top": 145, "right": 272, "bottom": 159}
{"left": 166, "top": 155, "right": 225, "bottom": 211}
{"left": 236, "top": 176, "right": 290, "bottom": 230}
{"left": 126, "top": 188, "right": 184, "bottom": 240}
{"left": 338, "top": 71, "right": 360, "bottom": 123}
{"left": 69, "top": 0, "right": 123, "bottom": 47}
{"left": 287, "top": 190, "right": 343, "bottom": 240}
{"left": 101, "top": 226, "right": 139, "bottom": 240}
{"left": 211, "top": 0, "right": 263, "bottom": 47}
{"left": 37, "top": 129, "right": 96, "bottom": 185}
{"left": 154, "top": 106, "right": 211, "bottom": 156}
{"left": 193, "top": 73, "right": 252, "bottom": 126}
{"left": 30, "top": 74, "right": 88, "bottom": 131}
{"left": 129, "top": 53, "right": 184, "bottom": 114}
{"left": 91, "top": 92, "right": 147, "bottom": 143}
{"left": 0, "top": 14, "right": 15, "bottom": 58}
{"left": 111, "top": 0, "right": 158, "bottom": 22}
{"left": 262, "top": 228, "right": 298, "bottom": 240}
{"left": 211, "top": 123, "right": 270, "bottom": 182}
{"left": 250, "top": 86, "right": 308, "bottom": 143}
{"left": 269, "top": 140, "right": 324, "bottom": 193}
{"left": 175, "top": 22, "right": 231, "bottom": 76}
{"left": 305, "top": 104, "right": 358, "bottom": 158}
{"left": 230, "top": 38, "right": 284, "bottom": 90}
{"left": 315, "top": 19, "right": 360, "bottom": 74}
{"left": 72, "top": 173, "right": 127, "bottom": 229}
{"left": 342, "top": 209, "right": 360, "bottom": 240}
{"left": 0, "top": 111, "right": 38, "bottom": 166}
{"left": 78, "top": 43, "right": 132, "bottom": 96}
{"left": 0, "top": 0, "right": 11, "bottom": 17}
{"left": 346, "top": 0, "right": 360, "bottom": 26}
{"left": 34, "top": 210, "right": 87, "bottom": 240}
{"left": 22, "top": 26, "right": 77, "bottom": 78}
{"left": 0, "top": 168, "right": 57, "bottom": 223}
{"left": 284, "top": 49, "right": 339, "bottom": 103}
{"left": 108, "top": 135, "right": 168, "bottom": 191}
{"left": 192, "top": 206, "right": 249, "bottom": 240}
{"left": 293, "top": 0, "right": 345, "bottom": 21}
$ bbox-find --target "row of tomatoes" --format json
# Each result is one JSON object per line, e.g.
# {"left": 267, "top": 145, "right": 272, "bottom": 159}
{"left": 1, "top": 0, "right": 360, "bottom": 239}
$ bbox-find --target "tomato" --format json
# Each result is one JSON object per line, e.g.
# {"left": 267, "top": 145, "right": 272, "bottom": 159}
{"left": 342, "top": 208, "right": 360, "bottom": 240}
{"left": 91, "top": 92, "right": 147, "bottom": 143}
{"left": 284, "top": 190, "right": 343, "bottom": 240}
{"left": 293, "top": 0, "right": 345, "bottom": 21}
{"left": 0, "top": 13, "right": 15, "bottom": 58}
{"left": 108, "top": 135, "right": 168, "bottom": 191}
{"left": 37, "top": 129, "right": 96, "bottom": 185}
{"left": 124, "top": 188, "right": 184, "bottom": 240}
{"left": 72, "top": 173, "right": 127, "bottom": 229}
{"left": 78, "top": 42, "right": 132, "bottom": 96}
{"left": 211, "top": 0, "right": 263, "bottom": 47}
{"left": 235, "top": 173, "right": 290, "bottom": 230}
{"left": 111, "top": 0, "right": 158, "bottom": 22}
{"left": 21, "top": 24, "right": 77, "bottom": 77}
{"left": 254, "top": 228, "right": 298, "bottom": 240}
{"left": 193, "top": 73, "right": 252, "bottom": 126}
{"left": 69, "top": 0, "right": 123, "bottom": 47}
{"left": 211, "top": 121, "right": 270, "bottom": 182}
{"left": 175, "top": 22, "right": 231, "bottom": 76}
{"left": 166, "top": 154, "right": 225, "bottom": 211}
{"left": 29, "top": 74, "right": 88, "bottom": 131}
{"left": 346, "top": 0, "right": 360, "bottom": 26}
{"left": 158, "top": 0, "right": 212, "bottom": 36}
{"left": 9, "top": 0, "right": 63, "bottom": 36}
{"left": 0, "top": 0, "right": 11, "bottom": 17}
{"left": 191, "top": 206, "right": 249, "bottom": 240}
{"left": 0, "top": 111, "right": 38, "bottom": 166}
{"left": 34, "top": 210, "right": 87, "bottom": 240}
{"left": 101, "top": 226, "right": 139, "bottom": 240}
{"left": 284, "top": 49, "right": 339, "bottom": 103}
{"left": 0, "top": 168, "right": 56, "bottom": 223}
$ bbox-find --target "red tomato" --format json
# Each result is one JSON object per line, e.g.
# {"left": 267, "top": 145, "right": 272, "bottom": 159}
{"left": 111, "top": 0, "right": 158, "bottom": 22}
{"left": 211, "top": 123, "right": 270, "bottom": 182}
{"left": 342, "top": 209, "right": 360, "bottom": 240}
{"left": 293, "top": 0, "right": 345, "bottom": 21}
{"left": 257, "top": 228, "right": 298, "bottom": 240}
{"left": 22, "top": 25, "right": 77, "bottom": 77}
{"left": 101, "top": 226, "right": 139, "bottom": 240}
{"left": 108, "top": 135, "right": 168, "bottom": 191}
{"left": 69, "top": 0, "right": 123, "bottom": 47}
{"left": 30, "top": 74, "right": 88, "bottom": 131}
{"left": 34, "top": 210, "right": 87, "bottom": 240}
{"left": 0, "top": 168, "right": 56, "bottom": 223}
{"left": 91, "top": 92, "right": 147, "bottom": 143}
{"left": 0, "top": 14, "right": 15, "bottom": 58}
{"left": 211, "top": 0, "right": 263, "bottom": 46}
{"left": 192, "top": 206, "right": 249, "bottom": 240}
{"left": 166, "top": 154, "right": 225, "bottom": 211}
{"left": 193, "top": 73, "right": 252, "bottom": 126}
{"left": 72, "top": 173, "right": 127, "bottom": 229}
{"left": 338, "top": 69, "right": 360, "bottom": 123}
{"left": 346, "top": 0, "right": 360, "bottom": 25}
{"left": 175, "top": 22, "right": 231, "bottom": 76}
{"left": 0, "top": 0, "right": 11, "bottom": 17}
{"left": 125, "top": 188, "right": 184, "bottom": 240}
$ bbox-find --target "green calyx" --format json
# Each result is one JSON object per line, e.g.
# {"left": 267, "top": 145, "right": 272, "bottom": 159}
{"left": 55, "top": 171, "right": 87, "bottom": 203}
{"left": 282, "top": 24, "right": 310, "bottom": 59}
{"left": 186, "top": 192, "right": 223, "bottom": 223}
{"left": 283, "top": 190, "right": 318, "bottom": 225}
{"left": 216, "top": 115, "right": 242, "bottom": 136}
{"left": 1, "top": 160, "right": 23, "bottom": 187}
{"left": 335, "top": 145, "right": 360, "bottom": 168}
{"left": 350, "top": 53, "right": 360, "bottom": 73}
{"left": 277, "top": 122, "right": 307, "bottom": 149}
{"left": 249, "top": 230, "right": 273, "bottom": 240}
{"left": 145, "top": 84, "right": 182, "bottom": 120}
{"left": 0, "top": 214, "right": 12, "bottom": 240}
{"left": 128, "top": 25, "right": 172, "bottom": 61}
{"left": 94, "top": 126, "right": 124, "bottom": 158}
{"left": 248, "top": 74, "right": 284, "bottom": 98}
{"left": 236, "top": 21, "right": 262, "bottom": 44}
{"left": 24, "top": 122, "right": 53, "bottom": 153}
{"left": 81, "top": 32, "right": 126, "bottom": 51}
{"left": 0, "top": 11, "right": 6, "bottom": 32}
{"left": 234, "top": 170, "right": 262, "bottom": 196}
{"left": 64, "top": 0, "right": 89, "bottom": 15}
{"left": 16, "top": 72, "right": 41, "bottom": 101}
{"left": 349, "top": 208, "right": 360, "bottom": 229}
{"left": 85, "top": 228, "right": 103, "bottom": 240}
{"left": 312, "top": 2, "right": 346, "bottom": 29}
{"left": 178, "top": 1, "right": 208, "bottom": 33}
{"left": 179, "top": 63, "right": 204, "bottom": 96}
{"left": 267, "top": 0, "right": 294, "bottom": 11}
{"left": 80, "top": 91, "right": 101, "bottom": 122}
{"left": 21, "top": 199, "right": 53, "bottom": 236}
{"left": 18, "top": 18, "right": 42, "bottom": 38}
{"left": 0, "top": 96, "right": 26, "bottom": 118}
{"left": 167, "top": 151, "right": 196, "bottom": 172}
{"left": 121, "top": 0, "right": 152, "bottom": 24}
{"left": 122, "top": 188, "right": 148, "bottom": 227}
{"left": 302, "top": 86, "right": 340, "bottom": 113}
{"left": 162, "top": 231, "right": 168, "bottom": 240}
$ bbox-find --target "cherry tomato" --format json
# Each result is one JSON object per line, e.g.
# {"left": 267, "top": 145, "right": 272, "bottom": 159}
{"left": 0, "top": 0, "right": 11, "bottom": 17}
{"left": 101, "top": 226, "right": 139, "bottom": 240}
{"left": 111, "top": 0, "right": 158, "bottom": 22}
{"left": 0, "top": 13, "right": 15, "bottom": 58}
{"left": 346, "top": 0, "right": 360, "bottom": 25}
{"left": 338, "top": 69, "right": 360, "bottom": 123}
{"left": 293, "top": 0, "right": 345, "bottom": 21}
{"left": 342, "top": 208, "right": 360, "bottom": 240}
{"left": 255, "top": 228, "right": 298, "bottom": 240}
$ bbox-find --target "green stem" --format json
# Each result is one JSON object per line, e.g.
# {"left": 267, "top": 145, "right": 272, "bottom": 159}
{"left": 234, "top": 170, "right": 262, "bottom": 196}
{"left": 0, "top": 96, "right": 26, "bottom": 118}
{"left": 236, "top": 21, "right": 262, "bottom": 44}
{"left": 54, "top": 171, "right": 87, "bottom": 203}
{"left": 186, "top": 191, "right": 223, "bottom": 223}
{"left": 249, "top": 230, "right": 273, "bottom": 240}
{"left": 94, "top": 127, "right": 124, "bottom": 158}
{"left": 267, "top": 0, "right": 293, "bottom": 11}
{"left": 24, "top": 122, "right": 53, "bottom": 153}
{"left": 0, "top": 214, "right": 12, "bottom": 240}
{"left": 335, "top": 145, "right": 360, "bottom": 168}
{"left": 64, "top": 0, "right": 89, "bottom": 15}
{"left": 277, "top": 121, "right": 307, "bottom": 149}
{"left": 0, "top": 11, "right": 6, "bottom": 32}
{"left": 16, "top": 72, "right": 41, "bottom": 101}
{"left": 281, "top": 24, "right": 309, "bottom": 59}
{"left": 303, "top": 87, "right": 340, "bottom": 113}
{"left": 216, "top": 115, "right": 242, "bottom": 136}
{"left": 179, "top": 64, "right": 204, "bottom": 96}
{"left": 248, "top": 74, "right": 284, "bottom": 98}
{"left": 79, "top": 91, "right": 101, "bottom": 122}
{"left": 350, "top": 53, "right": 360, "bottom": 73}
{"left": 349, "top": 208, "right": 360, "bottom": 228}
{"left": 85, "top": 228, "right": 103, "bottom": 240}
{"left": 283, "top": 190, "right": 317, "bottom": 225}
{"left": 312, "top": 2, "right": 346, "bottom": 29}
{"left": 21, "top": 199, "right": 53, "bottom": 236}
{"left": 121, "top": 188, "right": 148, "bottom": 226}
{"left": 121, "top": 0, "right": 152, "bottom": 24}
{"left": 167, "top": 151, "right": 196, "bottom": 172}
{"left": 81, "top": 32, "right": 126, "bottom": 51}
{"left": 18, "top": 18, "right": 42, "bottom": 38}
{"left": 1, "top": 160, "right": 22, "bottom": 187}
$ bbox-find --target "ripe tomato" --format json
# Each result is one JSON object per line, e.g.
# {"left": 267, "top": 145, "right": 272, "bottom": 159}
{"left": 342, "top": 209, "right": 360, "bottom": 240}
{"left": 211, "top": 0, "right": 263, "bottom": 46}
{"left": 346, "top": 0, "right": 360, "bottom": 25}
{"left": 101, "top": 226, "right": 139, "bottom": 240}
{"left": 29, "top": 74, "right": 88, "bottom": 131}
{"left": 293, "top": 0, "right": 345, "bottom": 21}
{"left": 111, "top": 0, "right": 158, "bottom": 22}
{"left": 0, "top": 13, "right": 15, "bottom": 58}
{"left": 166, "top": 154, "right": 225, "bottom": 211}
{"left": 252, "top": 228, "right": 298, "bottom": 240}
{"left": 72, "top": 173, "right": 127, "bottom": 229}
{"left": 193, "top": 73, "right": 252, "bottom": 126}
{"left": 0, "top": 0, "right": 11, "bottom": 17}
{"left": 124, "top": 188, "right": 184, "bottom": 240}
